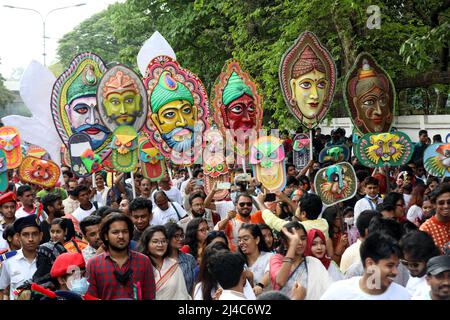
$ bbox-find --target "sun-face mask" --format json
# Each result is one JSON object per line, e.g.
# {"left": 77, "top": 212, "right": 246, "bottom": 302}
{"left": 0, "top": 126, "right": 22, "bottom": 169}
{"left": 112, "top": 126, "right": 138, "bottom": 172}
{"left": 314, "top": 162, "right": 357, "bottom": 206}
{"left": 250, "top": 136, "right": 286, "bottom": 192}
{"left": 139, "top": 139, "right": 166, "bottom": 182}
{"left": 0, "top": 150, "right": 8, "bottom": 192}
{"left": 19, "top": 156, "right": 60, "bottom": 188}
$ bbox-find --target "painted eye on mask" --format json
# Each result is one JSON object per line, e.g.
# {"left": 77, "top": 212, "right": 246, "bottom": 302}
{"left": 268, "top": 151, "right": 278, "bottom": 160}
{"left": 205, "top": 164, "right": 212, "bottom": 172}
{"left": 216, "top": 164, "right": 224, "bottom": 171}
{"left": 255, "top": 151, "right": 263, "bottom": 161}
{"left": 125, "top": 141, "right": 132, "bottom": 147}
{"left": 299, "top": 81, "right": 312, "bottom": 89}
{"left": 230, "top": 105, "right": 242, "bottom": 114}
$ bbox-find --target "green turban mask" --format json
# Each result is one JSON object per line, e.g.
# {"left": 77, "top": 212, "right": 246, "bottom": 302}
{"left": 222, "top": 71, "right": 253, "bottom": 106}
{"left": 150, "top": 71, "right": 194, "bottom": 113}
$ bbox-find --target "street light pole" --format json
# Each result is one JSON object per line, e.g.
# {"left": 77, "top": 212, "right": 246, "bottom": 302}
{"left": 3, "top": 3, "right": 86, "bottom": 66}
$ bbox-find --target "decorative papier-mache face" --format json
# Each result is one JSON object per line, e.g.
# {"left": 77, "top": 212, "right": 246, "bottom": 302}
{"left": 111, "top": 126, "right": 138, "bottom": 172}
{"left": 51, "top": 52, "right": 111, "bottom": 159}
{"left": 355, "top": 132, "right": 413, "bottom": 168}
{"left": 204, "top": 153, "right": 230, "bottom": 201}
{"left": 211, "top": 59, "right": 263, "bottom": 148}
{"left": 0, "top": 150, "right": 8, "bottom": 193}
{"left": 69, "top": 133, "right": 96, "bottom": 177}
{"left": 0, "top": 126, "right": 22, "bottom": 169}
{"left": 139, "top": 139, "right": 166, "bottom": 182}
{"left": 424, "top": 140, "right": 450, "bottom": 177}
{"left": 314, "top": 162, "right": 357, "bottom": 206}
{"left": 250, "top": 136, "right": 286, "bottom": 192}
{"left": 319, "top": 145, "right": 350, "bottom": 164}
{"left": 143, "top": 56, "right": 209, "bottom": 165}
{"left": 344, "top": 53, "right": 395, "bottom": 135}
{"left": 19, "top": 156, "right": 60, "bottom": 188}
{"left": 279, "top": 31, "right": 336, "bottom": 129}
{"left": 98, "top": 65, "right": 148, "bottom": 132}
{"left": 292, "top": 133, "right": 310, "bottom": 171}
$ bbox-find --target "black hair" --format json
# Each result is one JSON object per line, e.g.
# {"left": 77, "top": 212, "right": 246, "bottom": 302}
{"left": 355, "top": 170, "right": 370, "bottom": 183}
{"left": 419, "top": 129, "right": 428, "bottom": 136}
{"left": 189, "top": 191, "right": 206, "bottom": 206}
{"left": 368, "top": 216, "right": 403, "bottom": 241}
{"left": 193, "top": 169, "right": 203, "bottom": 179}
{"left": 41, "top": 193, "right": 62, "bottom": 213}
{"left": 238, "top": 224, "right": 270, "bottom": 256}
{"left": 400, "top": 220, "right": 418, "bottom": 234}
{"left": 63, "top": 171, "right": 74, "bottom": 179}
{"left": 286, "top": 176, "right": 299, "bottom": 187}
{"left": 97, "top": 208, "right": 123, "bottom": 220}
{"left": 286, "top": 163, "right": 295, "bottom": 170}
{"left": 356, "top": 210, "right": 381, "bottom": 238}
{"left": 257, "top": 291, "right": 290, "bottom": 300}
{"left": 233, "top": 192, "right": 253, "bottom": 206}
{"left": 99, "top": 213, "right": 134, "bottom": 249}
{"left": 17, "top": 185, "right": 32, "bottom": 197}
{"left": 432, "top": 134, "right": 442, "bottom": 143}
{"left": 399, "top": 230, "right": 440, "bottom": 262}
{"left": 79, "top": 215, "right": 102, "bottom": 236}
{"left": 164, "top": 222, "right": 183, "bottom": 241}
{"left": 363, "top": 176, "right": 379, "bottom": 187}
{"left": 377, "top": 202, "right": 395, "bottom": 213}
{"left": 184, "top": 217, "right": 208, "bottom": 259}
{"left": 426, "top": 176, "right": 439, "bottom": 186}
{"left": 2, "top": 224, "right": 16, "bottom": 241}
{"left": 360, "top": 231, "right": 402, "bottom": 268}
{"left": 278, "top": 221, "right": 306, "bottom": 254}
{"left": 383, "top": 192, "right": 404, "bottom": 207}
{"left": 129, "top": 197, "right": 153, "bottom": 215}
{"left": 343, "top": 207, "right": 354, "bottom": 216}
{"left": 50, "top": 218, "right": 67, "bottom": 231}
{"left": 207, "top": 251, "right": 245, "bottom": 290}
{"left": 72, "top": 185, "right": 90, "bottom": 198}
{"left": 442, "top": 177, "right": 450, "bottom": 184}
{"left": 321, "top": 205, "right": 342, "bottom": 238}
{"left": 205, "top": 230, "right": 229, "bottom": 246}
{"left": 136, "top": 225, "right": 171, "bottom": 266}
{"left": 299, "top": 193, "right": 322, "bottom": 220}
{"left": 430, "top": 183, "right": 450, "bottom": 203}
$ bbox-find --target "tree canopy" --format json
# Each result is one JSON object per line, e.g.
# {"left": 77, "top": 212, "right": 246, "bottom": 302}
{"left": 0, "top": 60, "right": 14, "bottom": 110}
{"left": 57, "top": 0, "right": 450, "bottom": 129}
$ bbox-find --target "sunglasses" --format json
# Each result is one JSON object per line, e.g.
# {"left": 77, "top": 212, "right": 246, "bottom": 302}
{"left": 437, "top": 199, "right": 450, "bottom": 206}
{"left": 239, "top": 202, "right": 253, "bottom": 207}
{"left": 400, "top": 259, "right": 422, "bottom": 268}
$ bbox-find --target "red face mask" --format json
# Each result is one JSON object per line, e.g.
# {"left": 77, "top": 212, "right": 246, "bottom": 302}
{"left": 221, "top": 94, "right": 256, "bottom": 134}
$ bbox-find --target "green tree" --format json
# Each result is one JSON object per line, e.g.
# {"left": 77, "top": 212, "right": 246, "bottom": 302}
{"left": 0, "top": 60, "right": 14, "bottom": 109}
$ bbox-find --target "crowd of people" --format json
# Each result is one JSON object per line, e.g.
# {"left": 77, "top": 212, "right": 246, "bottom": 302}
{"left": 0, "top": 127, "right": 449, "bottom": 301}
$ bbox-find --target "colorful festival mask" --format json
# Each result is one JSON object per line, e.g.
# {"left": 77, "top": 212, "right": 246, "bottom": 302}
{"left": 354, "top": 132, "right": 413, "bottom": 168}
{"left": 97, "top": 65, "right": 148, "bottom": 132}
{"left": 69, "top": 133, "right": 95, "bottom": 177}
{"left": 139, "top": 139, "right": 166, "bottom": 181}
{"left": 344, "top": 53, "right": 396, "bottom": 135}
{"left": 143, "top": 56, "right": 209, "bottom": 165}
{"left": 424, "top": 142, "right": 450, "bottom": 177}
{"left": 18, "top": 156, "right": 60, "bottom": 188}
{"left": 319, "top": 145, "right": 350, "bottom": 164}
{"left": 250, "top": 136, "right": 286, "bottom": 192}
{"left": 51, "top": 52, "right": 111, "bottom": 160}
{"left": 0, "top": 150, "right": 8, "bottom": 193}
{"left": 211, "top": 59, "right": 263, "bottom": 155}
{"left": 111, "top": 126, "right": 138, "bottom": 172}
{"left": 204, "top": 154, "right": 231, "bottom": 202}
{"left": 0, "top": 126, "right": 22, "bottom": 169}
{"left": 279, "top": 31, "right": 336, "bottom": 129}
{"left": 314, "top": 162, "right": 357, "bottom": 206}
{"left": 24, "top": 144, "right": 49, "bottom": 159}
{"left": 292, "top": 133, "right": 310, "bottom": 170}
{"left": 80, "top": 149, "right": 102, "bottom": 174}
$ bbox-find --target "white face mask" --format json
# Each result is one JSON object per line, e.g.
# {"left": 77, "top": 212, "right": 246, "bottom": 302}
{"left": 344, "top": 217, "right": 354, "bottom": 226}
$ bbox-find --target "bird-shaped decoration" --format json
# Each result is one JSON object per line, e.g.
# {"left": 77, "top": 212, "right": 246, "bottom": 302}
{"left": 424, "top": 143, "right": 450, "bottom": 177}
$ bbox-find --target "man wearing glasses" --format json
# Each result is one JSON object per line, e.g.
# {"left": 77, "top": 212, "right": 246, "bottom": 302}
{"left": 420, "top": 184, "right": 450, "bottom": 253}
{"left": 214, "top": 193, "right": 264, "bottom": 252}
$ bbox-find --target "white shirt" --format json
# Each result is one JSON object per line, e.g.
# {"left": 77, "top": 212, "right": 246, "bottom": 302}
{"left": 320, "top": 276, "right": 411, "bottom": 300}
{"left": 72, "top": 204, "right": 96, "bottom": 223}
{"left": 406, "top": 275, "right": 429, "bottom": 297}
{"left": 411, "top": 284, "right": 432, "bottom": 300}
{"left": 0, "top": 224, "right": 8, "bottom": 250}
{"left": 15, "top": 206, "right": 34, "bottom": 220}
{"left": 151, "top": 187, "right": 184, "bottom": 206}
{"left": 219, "top": 289, "right": 247, "bottom": 300}
{"left": 0, "top": 249, "right": 37, "bottom": 300}
{"left": 153, "top": 202, "right": 187, "bottom": 225}
{"left": 340, "top": 239, "right": 362, "bottom": 273}
{"left": 354, "top": 196, "right": 383, "bottom": 224}
{"left": 406, "top": 205, "right": 423, "bottom": 224}
{"left": 92, "top": 186, "right": 110, "bottom": 208}
{"left": 214, "top": 200, "right": 256, "bottom": 220}
{"left": 247, "top": 252, "right": 273, "bottom": 286}
{"left": 193, "top": 279, "right": 256, "bottom": 300}
{"left": 328, "top": 261, "right": 344, "bottom": 282}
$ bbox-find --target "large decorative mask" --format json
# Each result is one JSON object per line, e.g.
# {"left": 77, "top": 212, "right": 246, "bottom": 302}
{"left": 18, "top": 156, "right": 60, "bottom": 188}
{"left": 139, "top": 139, "right": 166, "bottom": 182}
{"left": 319, "top": 145, "right": 350, "bottom": 164}
{"left": 211, "top": 59, "right": 263, "bottom": 155}
{"left": 0, "top": 126, "right": 22, "bottom": 169}
{"left": 51, "top": 52, "right": 111, "bottom": 160}
{"left": 344, "top": 53, "right": 396, "bottom": 135}
{"left": 250, "top": 136, "right": 286, "bottom": 192}
{"left": 424, "top": 138, "right": 450, "bottom": 177}
{"left": 111, "top": 126, "right": 138, "bottom": 172}
{"left": 204, "top": 153, "right": 231, "bottom": 201}
{"left": 143, "top": 56, "right": 209, "bottom": 165}
{"left": 279, "top": 31, "right": 336, "bottom": 129}
{"left": 314, "top": 162, "right": 357, "bottom": 206}
{"left": 0, "top": 150, "right": 8, "bottom": 193}
{"left": 98, "top": 65, "right": 148, "bottom": 132}
{"left": 69, "top": 133, "right": 101, "bottom": 177}
{"left": 354, "top": 132, "right": 413, "bottom": 168}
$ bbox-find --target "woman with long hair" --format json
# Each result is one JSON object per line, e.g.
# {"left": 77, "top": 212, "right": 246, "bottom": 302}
{"left": 237, "top": 224, "right": 273, "bottom": 295}
{"left": 321, "top": 206, "right": 349, "bottom": 264}
{"left": 406, "top": 184, "right": 427, "bottom": 226}
{"left": 137, "top": 225, "right": 191, "bottom": 300}
{"left": 304, "top": 229, "right": 343, "bottom": 282}
{"left": 268, "top": 221, "right": 332, "bottom": 300}
{"left": 165, "top": 222, "right": 198, "bottom": 296}
{"left": 181, "top": 218, "right": 208, "bottom": 264}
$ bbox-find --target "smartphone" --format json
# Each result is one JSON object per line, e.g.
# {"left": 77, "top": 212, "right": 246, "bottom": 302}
{"left": 264, "top": 193, "right": 276, "bottom": 202}
{"left": 217, "top": 182, "right": 231, "bottom": 190}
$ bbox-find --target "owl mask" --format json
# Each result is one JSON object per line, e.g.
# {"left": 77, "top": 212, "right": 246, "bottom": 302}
{"left": 19, "top": 156, "right": 60, "bottom": 188}
{"left": 139, "top": 140, "right": 166, "bottom": 182}
{"left": 112, "top": 126, "right": 138, "bottom": 172}
{"left": 0, "top": 126, "right": 22, "bottom": 169}
{"left": 250, "top": 136, "right": 286, "bottom": 192}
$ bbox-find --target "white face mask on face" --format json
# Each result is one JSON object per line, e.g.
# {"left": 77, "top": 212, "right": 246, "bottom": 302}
{"left": 344, "top": 217, "right": 354, "bottom": 226}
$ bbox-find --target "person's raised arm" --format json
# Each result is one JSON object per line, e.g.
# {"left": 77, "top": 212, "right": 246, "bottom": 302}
{"left": 204, "top": 182, "right": 218, "bottom": 211}
{"left": 297, "top": 159, "right": 314, "bottom": 179}
{"left": 215, "top": 210, "right": 236, "bottom": 231}
{"left": 276, "top": 227, "right": 299, "bottom": 288}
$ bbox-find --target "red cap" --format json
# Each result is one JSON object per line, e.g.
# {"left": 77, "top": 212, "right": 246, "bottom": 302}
{"left": 0, "top": 192, "right": 16, "bottom": 205}
{"left": 50, "top": 252, "right": 86, "bottom": 278}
